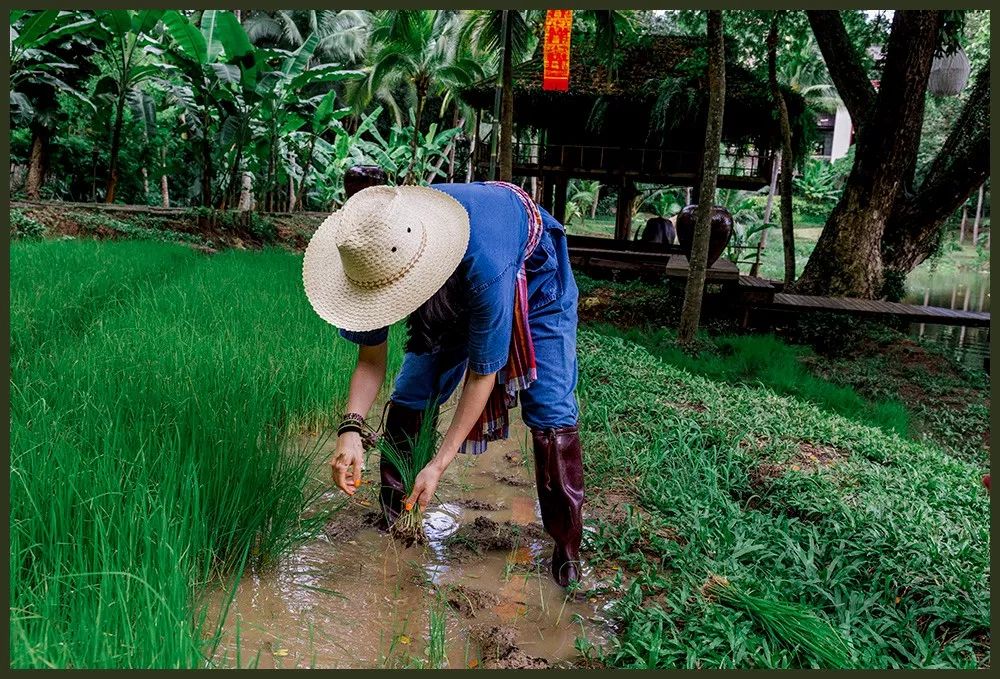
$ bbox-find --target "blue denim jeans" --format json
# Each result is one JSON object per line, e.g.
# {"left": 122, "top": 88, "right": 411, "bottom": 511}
{"left": 391, "top": 222, "right": 579, "bottom": 435}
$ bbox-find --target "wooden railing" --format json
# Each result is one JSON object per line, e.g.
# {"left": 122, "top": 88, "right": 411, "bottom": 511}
{"left": 473, "top": 141, "right": 769, "bottom": 179}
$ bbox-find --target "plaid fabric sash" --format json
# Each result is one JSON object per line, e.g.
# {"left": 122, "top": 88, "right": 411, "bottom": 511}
{"left": 461, "top": 181, "right": 543, "bottom": 454}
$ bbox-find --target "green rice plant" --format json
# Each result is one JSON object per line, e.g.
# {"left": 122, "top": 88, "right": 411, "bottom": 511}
{"left": 9, "top": 240, "right": 404, "bottom": 668}
{"left": 426, "top": 597, "right": 449, "bottom": 669}
{"left": 375, "top": 404, "right": 440, "bottom": 546}
{"left": 703, "top": 575, "right": 852, "bottom": 668}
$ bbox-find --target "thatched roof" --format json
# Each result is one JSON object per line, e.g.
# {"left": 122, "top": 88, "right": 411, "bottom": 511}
{"left": 460, "top": 34, "right": 812, "bottom": 158}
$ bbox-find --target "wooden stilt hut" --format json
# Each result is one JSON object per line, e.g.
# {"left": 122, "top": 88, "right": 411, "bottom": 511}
{"left": 458, "top": 34, "right": 809, "bottom": 241}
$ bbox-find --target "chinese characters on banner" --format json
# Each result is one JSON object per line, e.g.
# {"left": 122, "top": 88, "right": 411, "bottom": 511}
{"left": 543, "top": 10, "right": 572, "bottom": 91}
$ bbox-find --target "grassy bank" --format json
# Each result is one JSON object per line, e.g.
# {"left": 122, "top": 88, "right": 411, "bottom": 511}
{"left": 576, "top": 330, "right": 990, "bottom": 669}
{"left": 9, "top": 240, "right": 401, "bottom": 668}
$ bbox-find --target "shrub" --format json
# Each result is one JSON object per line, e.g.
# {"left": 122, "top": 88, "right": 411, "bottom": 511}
{"left": 10, "top": 208, "right": 46, "bottom": 239}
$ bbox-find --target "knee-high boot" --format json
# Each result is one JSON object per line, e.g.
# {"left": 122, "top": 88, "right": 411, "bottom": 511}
{"left": 379, "top": 401, "right": 432, "bottom": 527}
{"left": 531, "top": 425, "right": 585, "bottom": 587}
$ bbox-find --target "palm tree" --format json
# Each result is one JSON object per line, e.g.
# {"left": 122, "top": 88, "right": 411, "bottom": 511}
{"left": 363, "top": 10, "right": 464, "bottom": 183}
{"left": 243, "top": 10, "right": 371, "bottom": 66}
{"left": 460, "top": 10, "right": 537, "bottom": 182}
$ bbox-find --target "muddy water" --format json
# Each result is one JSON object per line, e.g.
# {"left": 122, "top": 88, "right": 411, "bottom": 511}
{"left": 204, "top": 411, "right": 610, "bottom": 669}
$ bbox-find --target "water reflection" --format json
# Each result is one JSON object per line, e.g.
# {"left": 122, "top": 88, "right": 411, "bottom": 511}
{"left": 905, "top": 267, "right": 990, "bottom": 371}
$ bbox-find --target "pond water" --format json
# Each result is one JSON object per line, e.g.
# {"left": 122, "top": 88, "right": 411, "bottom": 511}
{"left": 903, "top": 266, "right": 990, "bottom": 371}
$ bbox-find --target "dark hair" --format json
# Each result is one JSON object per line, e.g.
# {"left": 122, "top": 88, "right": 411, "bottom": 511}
{"left": 405, "top": 265, "right": 469, "bottom": 355}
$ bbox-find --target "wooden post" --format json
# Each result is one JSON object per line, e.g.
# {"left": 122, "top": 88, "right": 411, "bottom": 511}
{"left": 553, "top": 175, "right": 568, "bottom": 224}
{"left": 614, "top": 180, "right": 634, "bottom": 241}
{"left": 972, "top": 183, "right": 985, "bottom": 246}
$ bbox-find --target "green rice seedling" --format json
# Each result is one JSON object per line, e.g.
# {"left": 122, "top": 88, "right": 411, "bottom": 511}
{"left": 426, "top": 597, "right": 449, "bottom": 669}
{"left": 375, "top": 404, "right": 440, "bottom": 546}
{"left": 702, "top": 575, "right": 852, "bottom": 668}
{"left": 9, "top": 240, "right": 405, "bottom": 668}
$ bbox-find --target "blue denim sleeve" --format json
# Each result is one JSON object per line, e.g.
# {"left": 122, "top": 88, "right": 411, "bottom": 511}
{"left": 339, "top": 327, "right": 389, "bottom": 346}
{"left": 466, "top": 264, "right": 516, "bottom": 375}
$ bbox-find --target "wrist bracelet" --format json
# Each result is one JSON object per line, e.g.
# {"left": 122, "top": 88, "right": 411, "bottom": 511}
{"left": 338, "top": 423, "right": 363, "bottom": 437}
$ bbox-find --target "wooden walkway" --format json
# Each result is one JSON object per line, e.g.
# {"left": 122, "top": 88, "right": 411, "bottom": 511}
{"left": 763, "top": 292, "right": 991, "bottom": 327}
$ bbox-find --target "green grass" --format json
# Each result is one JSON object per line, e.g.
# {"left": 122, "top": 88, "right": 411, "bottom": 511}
{"left": 9, "top": 239, "right": 402, "bottom": 668}
{"left": 577, "top": 330, "right": 989, "bottom": 669}
{"left": 588, "top": 324, "right": 910, "bottom": 437}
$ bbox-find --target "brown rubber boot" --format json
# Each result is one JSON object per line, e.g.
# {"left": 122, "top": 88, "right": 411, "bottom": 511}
{"left": 531, "top": 425, "right": 585, "bottom": 588}
{"left": 378, "top": 401, "right": 431, "bottom": 528}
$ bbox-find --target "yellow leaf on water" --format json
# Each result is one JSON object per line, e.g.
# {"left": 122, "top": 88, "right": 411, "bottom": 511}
{"left": 398, "top": 634, "right": 411, "bottom": 645}
{"left": 273, "top": 648, "right": 289, "bottom": 657}
{"left": 895, "top": 596, "right": 901, "bottom": 604}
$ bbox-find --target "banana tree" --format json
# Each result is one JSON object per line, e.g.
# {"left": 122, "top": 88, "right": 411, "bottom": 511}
{"left": 307, "top": 106, "right": 385, "bottom": 208}
{"left": 244, "top": 33, "right": 364, "bottom": 210}
{"left": 89, "top": 10, "right": 165, "bottom": 203}
{"left": 10, "top": 10, "right": 100, "bottom": 199}
{"left": 161, "top": 9, "right": 257, "bottom": 207}
{"left": 365, "top": 115, "right": 462, "bottom": 186}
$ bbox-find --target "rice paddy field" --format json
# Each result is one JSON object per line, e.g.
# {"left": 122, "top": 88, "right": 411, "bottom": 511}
{"left": 8, "top": 239, "right": 990, "bottom": 668}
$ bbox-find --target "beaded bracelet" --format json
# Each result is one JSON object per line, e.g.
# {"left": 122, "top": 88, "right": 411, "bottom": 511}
{"left": 338, "top": 412, "right": 368, "bottom": 438}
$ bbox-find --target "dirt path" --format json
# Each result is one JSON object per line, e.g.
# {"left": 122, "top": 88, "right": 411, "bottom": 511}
{"left": 204, "top": 410, "right": 611, "bottom": 669}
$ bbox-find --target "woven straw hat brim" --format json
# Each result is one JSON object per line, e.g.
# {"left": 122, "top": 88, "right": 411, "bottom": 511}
{"left": 302, "top": 186, "right": 471, "bottom": 332}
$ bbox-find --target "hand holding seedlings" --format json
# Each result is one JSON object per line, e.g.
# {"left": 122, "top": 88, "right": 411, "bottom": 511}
{"left": 406, "top": 460, "right": 445, "bottom": 512}
{"left": 332, "top": 431, "right": 365, "bottom": 496}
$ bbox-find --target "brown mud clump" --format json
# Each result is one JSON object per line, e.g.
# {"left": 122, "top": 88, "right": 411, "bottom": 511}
{"left": 440, "top": 585, "right": 501, "bottom": 618}
{"left": 324, "top": 509, "right": 380, "bottom": 543}
{"left": 446, "top": 516, "right": 547, "bottom": 556}
{"left": 495, "top": 473, "right": 533, "bottom": 487}
{"left": 450, "top": 498, "right": 503, "bottom": 511}
{"left": 470, "top": 625, "right": 549, "bottom": 669}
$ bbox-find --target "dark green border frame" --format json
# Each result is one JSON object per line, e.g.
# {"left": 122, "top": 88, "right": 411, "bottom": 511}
{"left": 2, "top": 3, "right": 994, "bottom": 676}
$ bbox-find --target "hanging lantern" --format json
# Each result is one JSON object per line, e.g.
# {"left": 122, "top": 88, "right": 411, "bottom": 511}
{"left": 928, "top": 45, "right": 971, "bottom": 96}
{"left": 543, "top": 10, "right": 573, "bottom": 91}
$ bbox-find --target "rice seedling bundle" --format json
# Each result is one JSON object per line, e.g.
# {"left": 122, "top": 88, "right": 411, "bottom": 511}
{"left": 374, "top": 404, "right": 441, "bottom": 546}
{"left": 703, "top": 575, "right": 852, "bottom": 668}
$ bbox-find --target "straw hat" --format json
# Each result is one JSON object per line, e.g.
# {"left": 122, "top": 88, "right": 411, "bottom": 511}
{"left": 302, "top": 185, "right": 471, "bottom": 332}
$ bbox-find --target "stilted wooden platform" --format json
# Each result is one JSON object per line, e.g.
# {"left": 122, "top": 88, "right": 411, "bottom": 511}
{"left": 566, "top": 237, "right": 990, "bottom": 329}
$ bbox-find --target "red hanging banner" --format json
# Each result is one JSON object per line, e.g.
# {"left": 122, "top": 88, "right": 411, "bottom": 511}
{"left": 542, "top": 9, "right": 572, "bottom": 91}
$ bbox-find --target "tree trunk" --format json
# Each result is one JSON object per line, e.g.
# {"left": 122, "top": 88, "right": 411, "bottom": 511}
{"left": 447, "top": 106, "right": 460, "bottom": 182}
{"left": 160, "top": 147, "right": 170, "bottom": 207}
{"left": 405, "top": 88, "right": 426, "bottom": 185}
{"left": 795, "top": 11, "right": 942, "bottom": 298}
{"left": 25, "top": 127, "right": 48, "bottom": 200}
{"left": 959, "top": 204, "right": 968, "bottom": 243}
{"left": 141, "top": 166, "right": 149, "bottom": 202}
{"left": 880, "top": 61, "right": 990, "bottom": 273}
{"left": 678, "top": 10, "right": 725, "bottom": 345}
{"left": 767, "top": 13, "right": 796, "bottom": 286}
{"left": 296, "top": 135, "right": 317, "bottom": 209}
{"left": 201, "top": 103, "right": 214, "bottom": 208}
{"left": 972, "top": 183, "right": 984, "bottom": 246}
{"left": 238, "top": 172, "right": 253, "bottom": 212}
{"left": 160, "top": 173, "right": 170, "bottom": 208}
{"left": 467, "top": 108, "right": 481, "bottom": 182}
{"left": 499, "top": 10, "right": 515, "bottom": 183}
{"left": 590, "top": 183, "right": 601, "bottom": 219}
{"left": 105, "top": 94, "right": 127, "bottom": 203}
